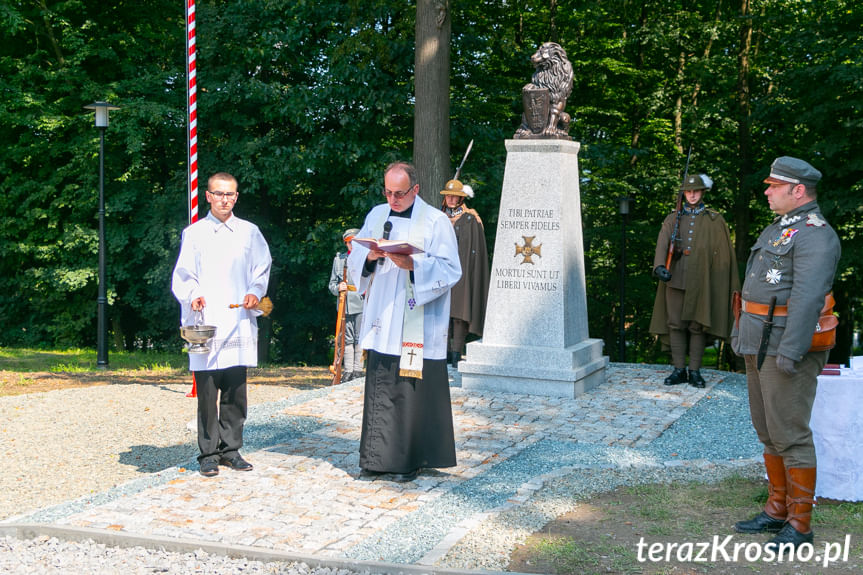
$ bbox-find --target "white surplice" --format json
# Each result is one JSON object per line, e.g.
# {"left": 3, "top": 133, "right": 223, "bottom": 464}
{"left": 171, "top": 212, "right": 272, "bottom": 371}
{"left": 347, "top": 196, "right": 461, "bottom": 360}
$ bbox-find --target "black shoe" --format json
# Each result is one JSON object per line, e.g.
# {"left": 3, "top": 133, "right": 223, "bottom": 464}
{"left": 391, "top": 469, "right": 419, "bottom": 483}
{"left": 689, "top": 369, "right": 706, "bottom": 388}
{"left": 199, "top": 460, "right": 219, "bottom": 477}
{"left": 340, "top": 371, "right": 353, "bottom": 383}
{"left": 664, "top": 367, "right": 688, "bottom": 385}
{"left": 765, "top": 522, "right": 813, "bottom": 552}
{"left": 359, "top": 468, "right": 386, "bottom": 478}
{"left": 734, "top": 511, "right": 786, "bottom": 534}
{"left": 451, "top": 352, "right": 461, "bottom": 366}
{"left": 219, "top": 455, "right": 253, "bottom": 471}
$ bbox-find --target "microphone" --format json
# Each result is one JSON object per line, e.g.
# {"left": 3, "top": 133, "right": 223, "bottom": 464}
{"left": 378, "top": 221, "right": 392, "bottom": 268}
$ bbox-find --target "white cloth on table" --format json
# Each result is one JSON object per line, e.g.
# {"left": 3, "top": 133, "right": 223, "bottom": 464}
{"left": 171, "top": 211, "right": 272, "bottom": 371}
{"left": 811, "top": 374, "right": 863, "bottom": 502}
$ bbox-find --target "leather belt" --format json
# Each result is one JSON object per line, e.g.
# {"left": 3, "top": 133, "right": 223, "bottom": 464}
{"left": 742, "top": 299, "right": 788, "bottom": 317}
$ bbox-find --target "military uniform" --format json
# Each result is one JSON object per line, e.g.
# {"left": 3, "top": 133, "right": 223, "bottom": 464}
{"left": 328, "top": 228, "right": 365, "bottom": 380}
{"left": 649, "top": 174, "right": 739, "bottom": 388}
{"left": 732, "top": 156, "right": 841, "bottom": 551}
{"left": 440, "top": 179, "right": 489, "bottom": 365}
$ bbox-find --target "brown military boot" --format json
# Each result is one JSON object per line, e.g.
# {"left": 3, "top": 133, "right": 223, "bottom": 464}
{"left": 765, "top": 467, "right": 816, "bottom": 552}
{"left": 734, "top": 453, "right": 787, "bottom": 533}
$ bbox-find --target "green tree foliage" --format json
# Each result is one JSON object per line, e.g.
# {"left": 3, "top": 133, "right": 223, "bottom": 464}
{"left": 1, "top": 0, "right": 860, "bottom": 364}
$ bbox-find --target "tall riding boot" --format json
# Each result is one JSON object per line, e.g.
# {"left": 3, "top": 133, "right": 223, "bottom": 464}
{"left": 734, "top": 453, "right": 787, "bottom": 533}
{"left": 766, "top": 467, "right": 816, "bottom": 551}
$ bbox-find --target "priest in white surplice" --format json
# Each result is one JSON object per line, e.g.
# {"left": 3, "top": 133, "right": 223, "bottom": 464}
{"left": 348, "top": 161, "right": 462, "bottom": 482}
{"left": 172, "top": 172, "right": 272, "bottom": 478}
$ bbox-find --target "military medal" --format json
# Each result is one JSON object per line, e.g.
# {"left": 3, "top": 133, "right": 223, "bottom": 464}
{"left": 779, "top": 214, "right": 801, "bottom": 226}
{"left": 806, "top": 213, "right": 826, "bottom": 227}
{"left": 765, "top": 269, "right": 782, "bottom": 284}
{"left": 772, "top": 228, "right": 798, "bottom": 247}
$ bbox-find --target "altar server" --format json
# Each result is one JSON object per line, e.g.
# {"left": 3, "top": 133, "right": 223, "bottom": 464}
{"left": 172, "top": 172, "right": 272, "bottom": 478}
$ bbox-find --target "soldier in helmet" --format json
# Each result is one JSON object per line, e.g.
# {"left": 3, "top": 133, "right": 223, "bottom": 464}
{"left": 328, "top": 227, "right": 364, "bottom": 381}
{"left": 731, "top": 157, "right": 841, "bottom": 551}
{"left": 649, "top": 173, "right": 739, "bottom": 388}
{"left": 440, "top": 179, "right": 490, "bottom": 366}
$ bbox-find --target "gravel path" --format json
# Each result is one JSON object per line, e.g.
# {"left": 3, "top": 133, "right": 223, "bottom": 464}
{"left": 0, "top": 381, "right": 300, "bottom": 521}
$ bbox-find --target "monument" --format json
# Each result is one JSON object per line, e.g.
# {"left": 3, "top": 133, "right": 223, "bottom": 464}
{"left": 459, "top": 43, "right": 608, "bottom": 398}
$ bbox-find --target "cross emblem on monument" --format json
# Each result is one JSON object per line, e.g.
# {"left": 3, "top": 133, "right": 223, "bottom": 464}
{"left": 514, "top": 235, "right": 542, "bottom": 264}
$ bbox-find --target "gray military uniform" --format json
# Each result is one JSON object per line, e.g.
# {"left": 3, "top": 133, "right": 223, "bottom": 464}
{"left": 732, "top": 202, "right": 840, "bottom": 360}
{"left": 733, "top": 200, "right": 840, "bottom": 468}
{"left": 329, "top": 251, "right": 365, "bottom": 375}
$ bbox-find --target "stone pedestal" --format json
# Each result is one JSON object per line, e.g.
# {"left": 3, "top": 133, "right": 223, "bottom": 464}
{"left": 459, "top": 139, "right": 608, "bottom": 398}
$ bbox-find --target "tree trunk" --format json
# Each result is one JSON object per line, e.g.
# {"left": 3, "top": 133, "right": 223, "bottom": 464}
{"left": 629, "top": 2, "right": 648, "bottom": 166}
{"left": 673, "top": 51, "right": 685, "bottom": 154}
{"left": 413, "top": 0, "right": 451, "bottom": 206}
{"left": 734, "top": 0, "right": 753, "bottom": 265}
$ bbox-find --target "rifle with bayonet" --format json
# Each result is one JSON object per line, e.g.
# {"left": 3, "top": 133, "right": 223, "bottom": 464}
{"left": 329, "top": 257, "right": 356, "bottom": 385}
{"left": 453, "top": 139, "right": 474, "bottom": 181}
{"left": 664, "top": 144, "right": 693, "bottom": 271}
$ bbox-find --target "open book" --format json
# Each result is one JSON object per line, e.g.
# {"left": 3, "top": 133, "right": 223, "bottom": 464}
{"left": 351, "top": 237, "right": 424, "bottom": 255}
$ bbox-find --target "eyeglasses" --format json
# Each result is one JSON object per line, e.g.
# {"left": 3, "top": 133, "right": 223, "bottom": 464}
{"left": 382, "top": 185, "right": 416, "bottom": 199}
{"left": 208, "top": 191, "right": 238, "bottom": 200}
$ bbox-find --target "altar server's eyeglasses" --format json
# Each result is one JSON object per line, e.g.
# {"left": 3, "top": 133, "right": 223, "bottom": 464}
{"left": 209, "top": 191, "right": 238, "bottom": 200}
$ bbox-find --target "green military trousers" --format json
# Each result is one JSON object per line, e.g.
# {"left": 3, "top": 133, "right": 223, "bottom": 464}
{"left": 743, "top": 351, "right": 828, "bottom": 468}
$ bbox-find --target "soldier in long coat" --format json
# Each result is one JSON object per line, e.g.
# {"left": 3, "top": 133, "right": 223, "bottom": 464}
{"left": 649, "top": 174, "right": 739, "bottom": 388}
{"left": 731, "top": 157, "right": 841, "bottom": 551}
{"left": 440, "top": 179, "right": 490, "bottom": 366}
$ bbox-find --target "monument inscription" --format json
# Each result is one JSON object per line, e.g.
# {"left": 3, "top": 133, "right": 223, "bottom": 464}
{"left": 459, "top": 138, "right": 608, "bottom": 398}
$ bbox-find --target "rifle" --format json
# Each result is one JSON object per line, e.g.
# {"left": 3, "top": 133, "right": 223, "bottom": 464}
{"left": 453, "top": 139, "right": 474, "bottom": 181}
{"left": 329, "top": 258, "right": 354, "bottom": 385}
{"left": 664, "top": 144, "right": 693, "bottom": 270}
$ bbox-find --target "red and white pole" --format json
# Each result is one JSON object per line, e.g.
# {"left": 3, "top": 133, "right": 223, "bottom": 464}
{"left": 186, "top": 0, "right": 198, "bottom": 398}
{"left": 186, "top": 0, "right": 198, "bottom": 226}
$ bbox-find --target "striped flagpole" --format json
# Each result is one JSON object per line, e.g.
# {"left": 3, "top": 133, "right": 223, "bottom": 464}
{"left": 186, "top": 0, "right": 199, "bottom": 398}
{"left": 186, "top": 0, "right": 198, "bottom": 226}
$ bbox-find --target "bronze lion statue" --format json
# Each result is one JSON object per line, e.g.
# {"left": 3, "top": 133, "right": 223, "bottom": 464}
{"left": 514, "top": 42, "right": 574, "bottom": 140}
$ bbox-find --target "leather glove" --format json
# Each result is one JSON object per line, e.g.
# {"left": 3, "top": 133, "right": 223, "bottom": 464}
{"left": 653, "top": 265, "right": 672, "bottom": 282}
{"left": 776, "top": 354, "right": 798, "bottom": 375}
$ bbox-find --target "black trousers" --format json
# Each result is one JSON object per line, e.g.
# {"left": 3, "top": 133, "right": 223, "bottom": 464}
{"left": 194, "top": 366, "right": 248, "bottom": 464}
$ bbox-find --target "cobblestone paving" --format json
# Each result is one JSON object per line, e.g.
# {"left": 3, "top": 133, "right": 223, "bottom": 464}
{"left": 10, "top": 365, "right": 758, "bottom": 566}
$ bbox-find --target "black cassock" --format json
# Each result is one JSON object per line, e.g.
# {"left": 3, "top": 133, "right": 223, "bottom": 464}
{"left": 359, "top": 350, "right": 457, "bottom": 474}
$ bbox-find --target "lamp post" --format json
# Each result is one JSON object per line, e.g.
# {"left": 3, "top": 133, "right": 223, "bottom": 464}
{"left": 617, "top": 196, "right": 633, "bottom": 363}
{"left": 84, "top": 101, "right": 120, "bottom": 368}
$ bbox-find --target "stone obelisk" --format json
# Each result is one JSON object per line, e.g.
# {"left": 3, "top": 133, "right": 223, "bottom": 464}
{"left": 459, "top": 139, "right": 608, "bottom": 398}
